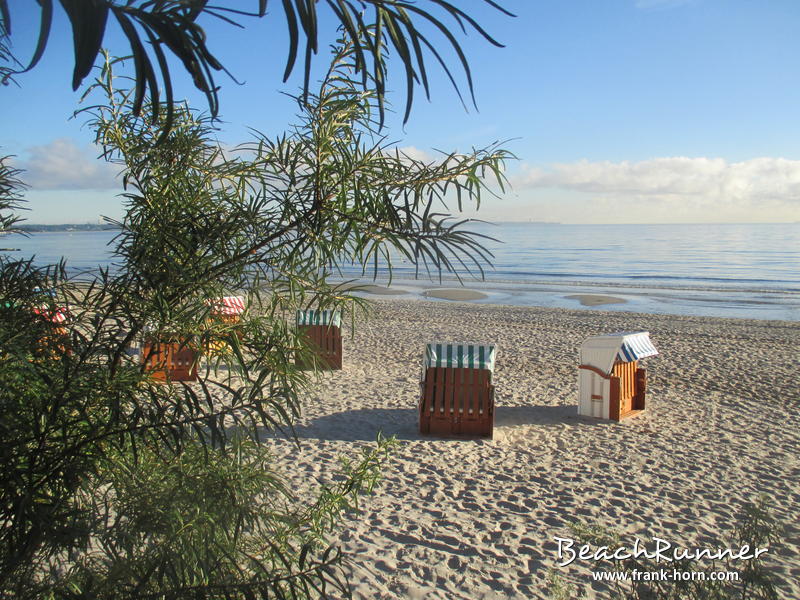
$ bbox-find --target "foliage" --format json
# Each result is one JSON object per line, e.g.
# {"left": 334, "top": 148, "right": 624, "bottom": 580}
{"left": 547, "top": 496, "right": 782, "bottom": 600}
{"left": 0, "top": 154, "right": 25, "bottom": 233}
{"left": 0, "top": 40, "right": 511, "bottom": 598}
{"left": 545, "top": 567, "right": 576, "bottom": 600}
{"left": 0, "top": 0, "right": 513, "bottom": 137}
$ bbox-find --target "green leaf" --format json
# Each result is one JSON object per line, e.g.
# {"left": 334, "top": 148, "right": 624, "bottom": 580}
{"left": 59, "top": 0, "right": 109, "bottom": 91}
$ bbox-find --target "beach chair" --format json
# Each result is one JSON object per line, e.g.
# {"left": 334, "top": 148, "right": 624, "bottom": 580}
{"left": 141, "top": 328, "right": 198, "bottom": 382}
{"left": 207, "top": 295, "right": 246, "bottom": 326}
{"left": 32, "top": 304, "right": 70, "bottom": 356}
{"left": 296, "top": 309, "right": 342, "bottom": 370}
{"left": 203, "top": 295, "right": 246, "bottom": 356}
{"left": 33, "top": 287, "right": 58, "bottom": 299}
{"left": 419, "top": 343, "right": 496, "bottom": 438}
{"left": 578, "top": 332, "right": 658, "bottom": 421}
{"left": 32, "top": 304, "right": 68, "bottom": 327}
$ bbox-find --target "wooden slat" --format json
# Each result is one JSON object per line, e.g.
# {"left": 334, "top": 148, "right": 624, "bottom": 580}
{"left": 420, "top": 367, "right": 494, "bottom": 438}
{"left": 444, "top": 367, "right": 454, "bottom": 417}
{"left": 296, "top": 324, "right": 342, "bottom": 370}
{"left": 142, "top": 340, "right": 198, "bottom": 382}
{"left": 464, "top": 367, "right": 473, "bottom": 416}
{"left": 612, "top": 360, "right": 641, "bottom": 417}
{"left": 609, "top": 376, "right": 621, "bottom": 421}
{"left": 634, "top": 367, "right": 647, "bottom": 410}
{"left": 420, "top": 367, "right": 436, "bottom": 434}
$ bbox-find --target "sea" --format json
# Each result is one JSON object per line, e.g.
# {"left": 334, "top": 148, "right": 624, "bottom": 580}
{"left": 2, "top": 223, "right": 799, "bottom": 321}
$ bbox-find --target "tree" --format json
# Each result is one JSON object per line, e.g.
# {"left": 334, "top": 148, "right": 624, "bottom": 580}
{"left": 0, "top": 41, "right": 511, "bottom": 598}
{"left": 0, "top": 153, "right": 24, "bottom": 233}
{"left": 1, "top": 0, "right": 514, "bottom": 135}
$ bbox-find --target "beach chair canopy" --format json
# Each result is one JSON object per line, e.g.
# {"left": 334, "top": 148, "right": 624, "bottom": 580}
{"left": 296, "top": 309, "right": 342, "bottom": 328}
{"left": 33, "top": 287, "right": 57, "bottom": 298}
{"left": 580, "top": 332, "right": 658, "bottom": 375}
{"left": 208, "top": 295, "right": 246, "bottom": 316}
{"left": 424, "top": 342, "right": 496, "bottom": 372}
{"left": 33, "top": 304, "right": 68, "bottom": 323}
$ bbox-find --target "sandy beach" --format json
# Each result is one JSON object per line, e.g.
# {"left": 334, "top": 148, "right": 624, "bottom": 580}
{"left": 261, "top": 298, "right": 800, "bottom": 599}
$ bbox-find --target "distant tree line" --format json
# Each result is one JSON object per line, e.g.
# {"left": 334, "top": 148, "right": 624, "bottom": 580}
{"left": 17, "top": 223, "right": 122, "bottom": 232}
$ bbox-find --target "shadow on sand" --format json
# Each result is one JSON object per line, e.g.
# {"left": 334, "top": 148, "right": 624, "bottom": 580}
{"left": 288, "top": 404, "right": 599, "bottom": 442}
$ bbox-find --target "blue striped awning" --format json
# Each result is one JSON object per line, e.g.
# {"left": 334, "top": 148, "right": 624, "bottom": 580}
{"left": 581, "top": 331, "right": 659, "bottom": 375}
{"left": 296, "top": 309, "right": 342, "bottom": 328}
{"left": 424, "top": 343, "right": 496, "bottom": 372}
{"left": 33, "top": 287, "right": 57, "bottom": 298}
{"left": 616, "top": 332, "right": 659, "bottom": 362}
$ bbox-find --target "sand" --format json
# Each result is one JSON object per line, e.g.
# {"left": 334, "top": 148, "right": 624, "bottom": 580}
{"left": 565, "top": 294, "right": 627, "bottom": 306}
{"left": 423, "top": 289, "right": 490, "bottom": 301}
{"left": 259, "top": 299, "right": 800, "bottom": 599}
{"left": 349, "top": 284, "right": 410, "bottom": 296}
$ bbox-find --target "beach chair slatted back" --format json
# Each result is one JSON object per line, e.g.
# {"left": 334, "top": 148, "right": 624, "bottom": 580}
{"left": 142, "top": 340, "right": 198, "bottom": 382}
{"left": 419, "top": 343, "right": 496, "bottom": 438}
{"left": 295, "top": 309, "right": 343, "bottom": 370}
{"left": 612, "top": 360, "right": 635, "bottom": 416}
{"left": 609, "top": 360, "right": 647, "bottom": 419}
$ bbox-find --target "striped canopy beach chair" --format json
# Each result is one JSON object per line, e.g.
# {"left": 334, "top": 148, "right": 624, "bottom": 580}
{"left": 32, "top": 304, "right": 70, "bottom": 356}
{"left": 296, "top": 309, "right": 343, "bottom": 370}
{"left": 419, "top": 342, "right": 497, "bottom": 438}
{"left": 207, "top": 295, "right": 246, "bottom": 324}
{"left": 578, "top": 331, "right": 658, "bottom": 421}
{"left": 32, "top": 304, "right": 68, "bottom": 324}
{"left": 204, "top": 295, "right": 247, "bottom": 354}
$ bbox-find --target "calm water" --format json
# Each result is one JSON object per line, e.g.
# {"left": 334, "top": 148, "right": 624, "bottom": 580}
{"left": 3, "top": 223, "right": 799, "bottom": 320}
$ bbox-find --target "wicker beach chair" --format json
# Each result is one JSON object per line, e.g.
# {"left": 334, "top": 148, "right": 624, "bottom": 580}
{"left": 295, "top": 309, "right": 343, "bottom": 370}
{"left": 419, "top": 342, "right": 496, "bottom": 438}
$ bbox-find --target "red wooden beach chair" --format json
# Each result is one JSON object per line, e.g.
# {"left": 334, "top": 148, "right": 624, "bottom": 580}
{"left": 296, "top": 309, "right": 342, "bottom": 370}
{"left": 141, "top": 337, "right": 198, "bottom": 382}
{"left": 419, "top": 343, "right": 497, "bottom": 438}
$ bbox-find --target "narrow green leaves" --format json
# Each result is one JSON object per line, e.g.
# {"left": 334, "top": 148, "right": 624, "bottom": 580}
{"left": 2, "top": 1, "right": 513, "bottom": 133}
{"left": 60, "top": 0, "right": 109, "bottom": 90}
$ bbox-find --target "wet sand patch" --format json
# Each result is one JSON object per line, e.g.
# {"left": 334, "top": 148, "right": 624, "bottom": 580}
{"left": 566, "top": 294, "right": 627, "bottom": 306}
{"left": 352, "top": 284, "right": 409, "bottom": 296}
{"left": 422, "top": 289, "right": 489, "bottom": 301}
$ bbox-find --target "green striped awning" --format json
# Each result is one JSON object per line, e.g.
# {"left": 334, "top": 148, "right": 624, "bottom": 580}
{"left": 296, "top": 309, "right": 342, "bottom": 328}
{"left": 424, "top": 343, "right": 496, "bottom": 372}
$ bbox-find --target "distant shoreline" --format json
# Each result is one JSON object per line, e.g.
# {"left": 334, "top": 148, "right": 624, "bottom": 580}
{"left": 6, "top": 224, "right": 798, "bottom": 321}
{"left": 17, "top": 224, "right": 120, "bottom": 233}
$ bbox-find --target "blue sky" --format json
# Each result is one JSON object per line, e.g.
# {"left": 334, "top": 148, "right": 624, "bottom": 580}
{"left": 2, "top": 0, "right": 800, "bottom": 224}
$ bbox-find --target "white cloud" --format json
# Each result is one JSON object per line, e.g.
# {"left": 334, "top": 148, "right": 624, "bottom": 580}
{"left": 489, "top": 157, "right": 800, "bottom": 223}
{"left": 393, "top": 146, "right": 437, "bottom": 163}
{"left": 20, "top": 138, "right": 121, "bottom": 190}
{"left": 513, "top": 157, "right": 800, "bottom": 205}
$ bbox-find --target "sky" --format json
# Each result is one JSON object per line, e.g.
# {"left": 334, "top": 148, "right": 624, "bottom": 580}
{"left": 2, "top": 0, "right": 800, "bottom": 224}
